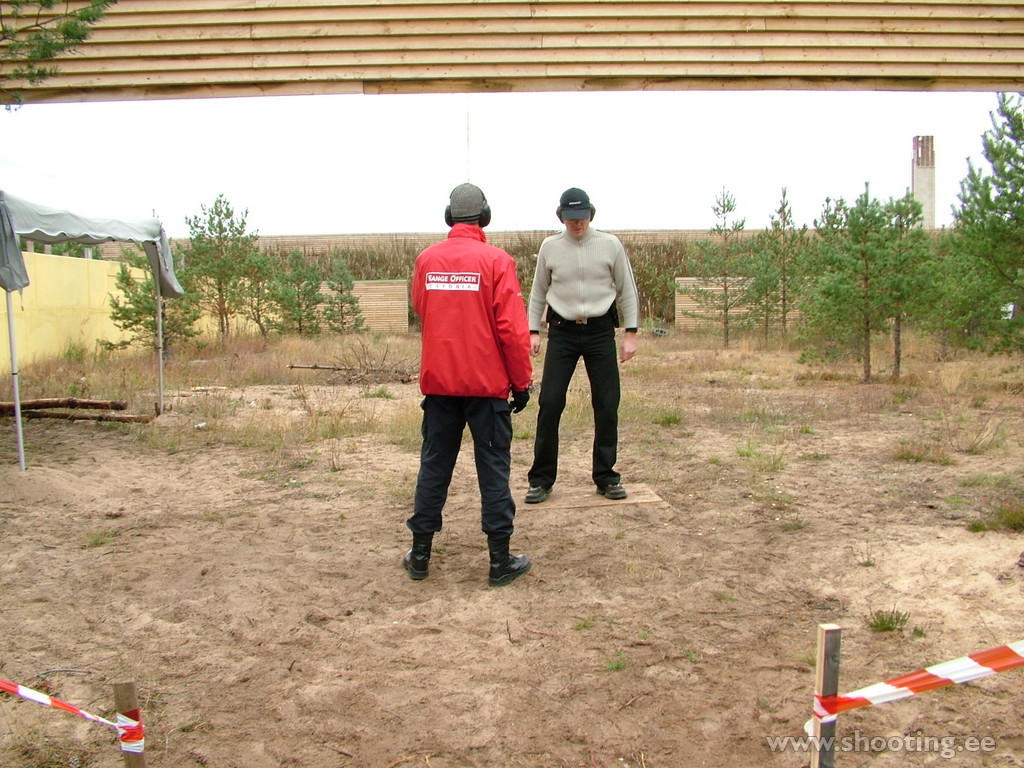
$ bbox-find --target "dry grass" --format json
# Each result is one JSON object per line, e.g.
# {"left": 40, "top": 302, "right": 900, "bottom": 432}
{"left": 3, "top": 329, "right": 1022, "bottom": 476}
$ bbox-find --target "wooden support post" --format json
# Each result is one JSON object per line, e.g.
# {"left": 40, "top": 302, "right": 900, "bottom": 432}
{"left": 810, "top": 623, "right": 842, "bottom": 768}
{"left": 112, "top": 682, "right": 147, "bottom": 768}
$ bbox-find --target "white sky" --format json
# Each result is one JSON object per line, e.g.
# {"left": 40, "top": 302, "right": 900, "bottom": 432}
{"left": 1, "top": 89, "right": 1001, "bottom": 239}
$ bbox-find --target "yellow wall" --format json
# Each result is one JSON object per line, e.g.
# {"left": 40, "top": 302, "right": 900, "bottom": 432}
{"left": 0, "top": 252, "right": 411, "bottom": 374}
{"left": 0, "top": 252, "right": 142, "bottom": 374}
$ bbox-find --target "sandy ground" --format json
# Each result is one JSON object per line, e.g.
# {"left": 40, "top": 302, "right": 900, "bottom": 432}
{"left": 2, "top": 350, "right": 1024, "bottom": 768}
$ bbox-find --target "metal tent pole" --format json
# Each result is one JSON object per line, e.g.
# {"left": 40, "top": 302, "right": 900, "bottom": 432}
{"left": 155, "top": 277, "right": 164, "bottom": 415}
{"left": 6, "top": 290, "right": 25, "bottom": 471}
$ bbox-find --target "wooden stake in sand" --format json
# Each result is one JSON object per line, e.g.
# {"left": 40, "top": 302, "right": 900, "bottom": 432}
{"left": 113, "top": 682, "right": 147, "bottom": 768}
{"left": 810, "top": 623, "right": 842, "bottom": 768}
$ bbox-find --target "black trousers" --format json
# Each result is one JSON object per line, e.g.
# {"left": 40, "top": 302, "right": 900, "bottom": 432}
{"left": 528, "top": 321, "right": 621, "bottom": 490}
{"left": 408, "top": 395, "right": 516, "bottom": 539}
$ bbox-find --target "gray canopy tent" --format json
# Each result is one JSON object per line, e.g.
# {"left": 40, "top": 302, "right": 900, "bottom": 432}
{"left": 0, "top": 190, "right": 185, "bottom": 470}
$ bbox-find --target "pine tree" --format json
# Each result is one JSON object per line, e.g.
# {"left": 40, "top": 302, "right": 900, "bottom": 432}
{"left": 920, "top": 231, "right": 1001, "bottom": 354}
{"left": 106, "top": 247, "right": 201, "bottom": 352}
{"left": 682, "top": 188, "right": 751, "bottom": 348}
{"left": 322, "top": 257, "right": 365, "bottom": 333}
{"left": 237, "top": 249, "right": 277, "bottom": 338}
{"left": 801, "top": 186, "right": 933, "bottom": 381}
{"left": 884, "top": 193, "right": 932, "bottom": 378}
{"left": 748, "top": 188, "right": 810, "bottom": 342}
{"left": 273, "top": 250, "right": 324, "bottom": 336}
{"left": 179, "top": 194, "right": 259, "bottom": 340}
{"left": 950, "top": 93, "right": 1024, "bottom": 353}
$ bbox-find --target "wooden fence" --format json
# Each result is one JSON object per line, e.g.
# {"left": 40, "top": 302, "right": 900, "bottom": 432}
{"left": 348, "top": 280, "right": 409, "bottom": 333}
{"left": 674, "top": 277, "right": 802, "bottom": 332}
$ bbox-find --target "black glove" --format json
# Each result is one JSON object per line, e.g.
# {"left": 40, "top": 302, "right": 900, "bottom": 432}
{"left": 510, "top": 389, "right": 530, "bottom": 413}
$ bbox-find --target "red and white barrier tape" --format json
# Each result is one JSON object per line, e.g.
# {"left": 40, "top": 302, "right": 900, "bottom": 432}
{"left": 805, "top": 639, "right": 1024, "bottom": 735}
{"left": 0, "top": 677, "right": 144, "bottom": 753}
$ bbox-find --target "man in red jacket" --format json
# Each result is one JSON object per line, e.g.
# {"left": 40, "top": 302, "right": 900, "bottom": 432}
{"left": 405, "top": 183, "right": 534, "bottom": 587}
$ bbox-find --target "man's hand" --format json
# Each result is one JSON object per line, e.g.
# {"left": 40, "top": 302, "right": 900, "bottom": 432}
{"left": 530, "top": 334, "right": 542, "bottom": 356}
{"left": 619, "top": 331, "right": 638, "bottom": 363}
{"left": 510, "top": 389, "right": 530, "bottom": 413}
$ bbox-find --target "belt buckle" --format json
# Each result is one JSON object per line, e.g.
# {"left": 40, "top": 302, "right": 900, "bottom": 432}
{"left": 574, "top": 318, "right": 587, "bottom": 325}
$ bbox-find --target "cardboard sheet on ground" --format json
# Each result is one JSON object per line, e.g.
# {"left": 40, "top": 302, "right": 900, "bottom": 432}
{"left": 531, "top": 483, "right": 664, "bottom": 509}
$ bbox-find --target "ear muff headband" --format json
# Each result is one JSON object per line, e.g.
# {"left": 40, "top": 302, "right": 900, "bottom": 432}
{"left": 446, "top": 203, "right": 491, "bottom": 228}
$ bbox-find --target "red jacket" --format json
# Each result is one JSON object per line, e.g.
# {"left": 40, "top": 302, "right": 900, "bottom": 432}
{"left": 413, "top": 224, "right": 533, "bottom": 398}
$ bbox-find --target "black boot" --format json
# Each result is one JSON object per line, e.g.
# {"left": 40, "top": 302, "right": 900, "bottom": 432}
{"left": 403, "top": 533, "right": 433, "bottom": 581}
{"left": 487, "top": 536, "right": 531, "bottom": 587}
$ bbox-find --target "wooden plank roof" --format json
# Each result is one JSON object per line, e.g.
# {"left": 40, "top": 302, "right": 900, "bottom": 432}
{"left": 6, "top": 1, "right": 1023, "bottom": 103}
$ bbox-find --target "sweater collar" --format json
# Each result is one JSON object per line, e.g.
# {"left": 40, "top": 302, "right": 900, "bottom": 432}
{"left": 563, "top": 226, "right": 595, "bottom": 244}
{"left": 447, "top": 223, "right": 487, "bottom": 243}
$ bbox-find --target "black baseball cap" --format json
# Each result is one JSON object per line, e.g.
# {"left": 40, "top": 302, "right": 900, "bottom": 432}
{"left": 559, "top": 187, "right": 592, "bottom": 220}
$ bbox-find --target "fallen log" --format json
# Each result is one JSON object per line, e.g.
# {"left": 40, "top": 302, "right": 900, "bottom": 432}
{"left": 0, "top": 398, "right": 127, "bottom": 414}
{"left": 21, "top": 410, "right": 155, "bottom": 423}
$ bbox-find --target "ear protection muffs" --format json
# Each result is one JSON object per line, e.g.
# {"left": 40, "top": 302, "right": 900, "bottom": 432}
{"left": 445, "top": 203, "right": 491, "bottom": 228}
{"left": 555, "top": 205, "right": 596, "bottom": 223}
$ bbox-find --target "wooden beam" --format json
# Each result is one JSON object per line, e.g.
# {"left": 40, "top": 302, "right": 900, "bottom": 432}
{"left": 64, "top": 33, "right": 1024, "bottom": 60}
{"left": 5, "top": 0, "right": 1020, "bottom": 102}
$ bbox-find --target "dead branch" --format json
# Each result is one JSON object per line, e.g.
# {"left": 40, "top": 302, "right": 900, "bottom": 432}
{"left": 0, "top": 398, "right": 127, "bottom": 414}
{"left": 288, "top": 337, "right": 419, "bottom": 384}
{"left": 288, "top": 359, "right": 417, "bottom": 384}
{"left": 324, "top": 745, "right": 355, "bottom": 758}
{"left": 29, "top": 668, "right": 92, "bottom": 682}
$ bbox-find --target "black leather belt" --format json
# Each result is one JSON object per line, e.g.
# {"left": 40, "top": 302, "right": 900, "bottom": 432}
{"left": 548, "top": 306, "right": 614, "bottom": 326}
{"left": 551, "top": 314, "right": 604, "bottom": 325}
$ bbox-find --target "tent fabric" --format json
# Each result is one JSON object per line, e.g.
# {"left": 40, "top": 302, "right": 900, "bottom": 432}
{"left": 0, "top": 190, "right": 184, "bottom": 298}
{"left": 1, "top": 189, "right": 185, "bottom": 471}
{"left": 0, "top": 193, "right": 29, "bottom": 292}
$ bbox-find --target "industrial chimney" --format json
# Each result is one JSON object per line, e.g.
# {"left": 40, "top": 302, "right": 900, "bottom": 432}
{"left": 912, "top": 136, "right": 936, "bottom": 229}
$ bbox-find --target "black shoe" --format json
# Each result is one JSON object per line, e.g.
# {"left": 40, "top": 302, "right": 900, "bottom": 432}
{"left": 403, "top": 532, "right": 433, "bottom": 580}
{"left": 403, "top": 550, "right": 429, "bottom": 580}
{"left": 487, "top": 536, "right": 532, "bottom": 587}
{"left": 489, "top": 554, "right": 531, "bottom": 586}
{"left": 597, "top": 483, "right": 627, "bottom": 500}
{"left": 525, "top": 485, "right": 551, "bottom": 504}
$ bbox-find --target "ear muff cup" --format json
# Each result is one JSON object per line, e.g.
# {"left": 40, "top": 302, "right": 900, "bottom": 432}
{"left": 446, "top": 203, "right": 491, "bottom": 228}
{"left": 556, "top": 205, "right": 596, "bottom": 223}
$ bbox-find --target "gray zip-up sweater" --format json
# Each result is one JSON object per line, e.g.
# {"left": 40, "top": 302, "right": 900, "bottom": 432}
{"left": 528, "top": 227, "right": 640, "bottom": 331}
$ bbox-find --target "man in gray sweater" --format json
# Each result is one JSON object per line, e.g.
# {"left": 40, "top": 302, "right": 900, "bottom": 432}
{"left": 525, "top": 187, "right": 640, "bottom": 504}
